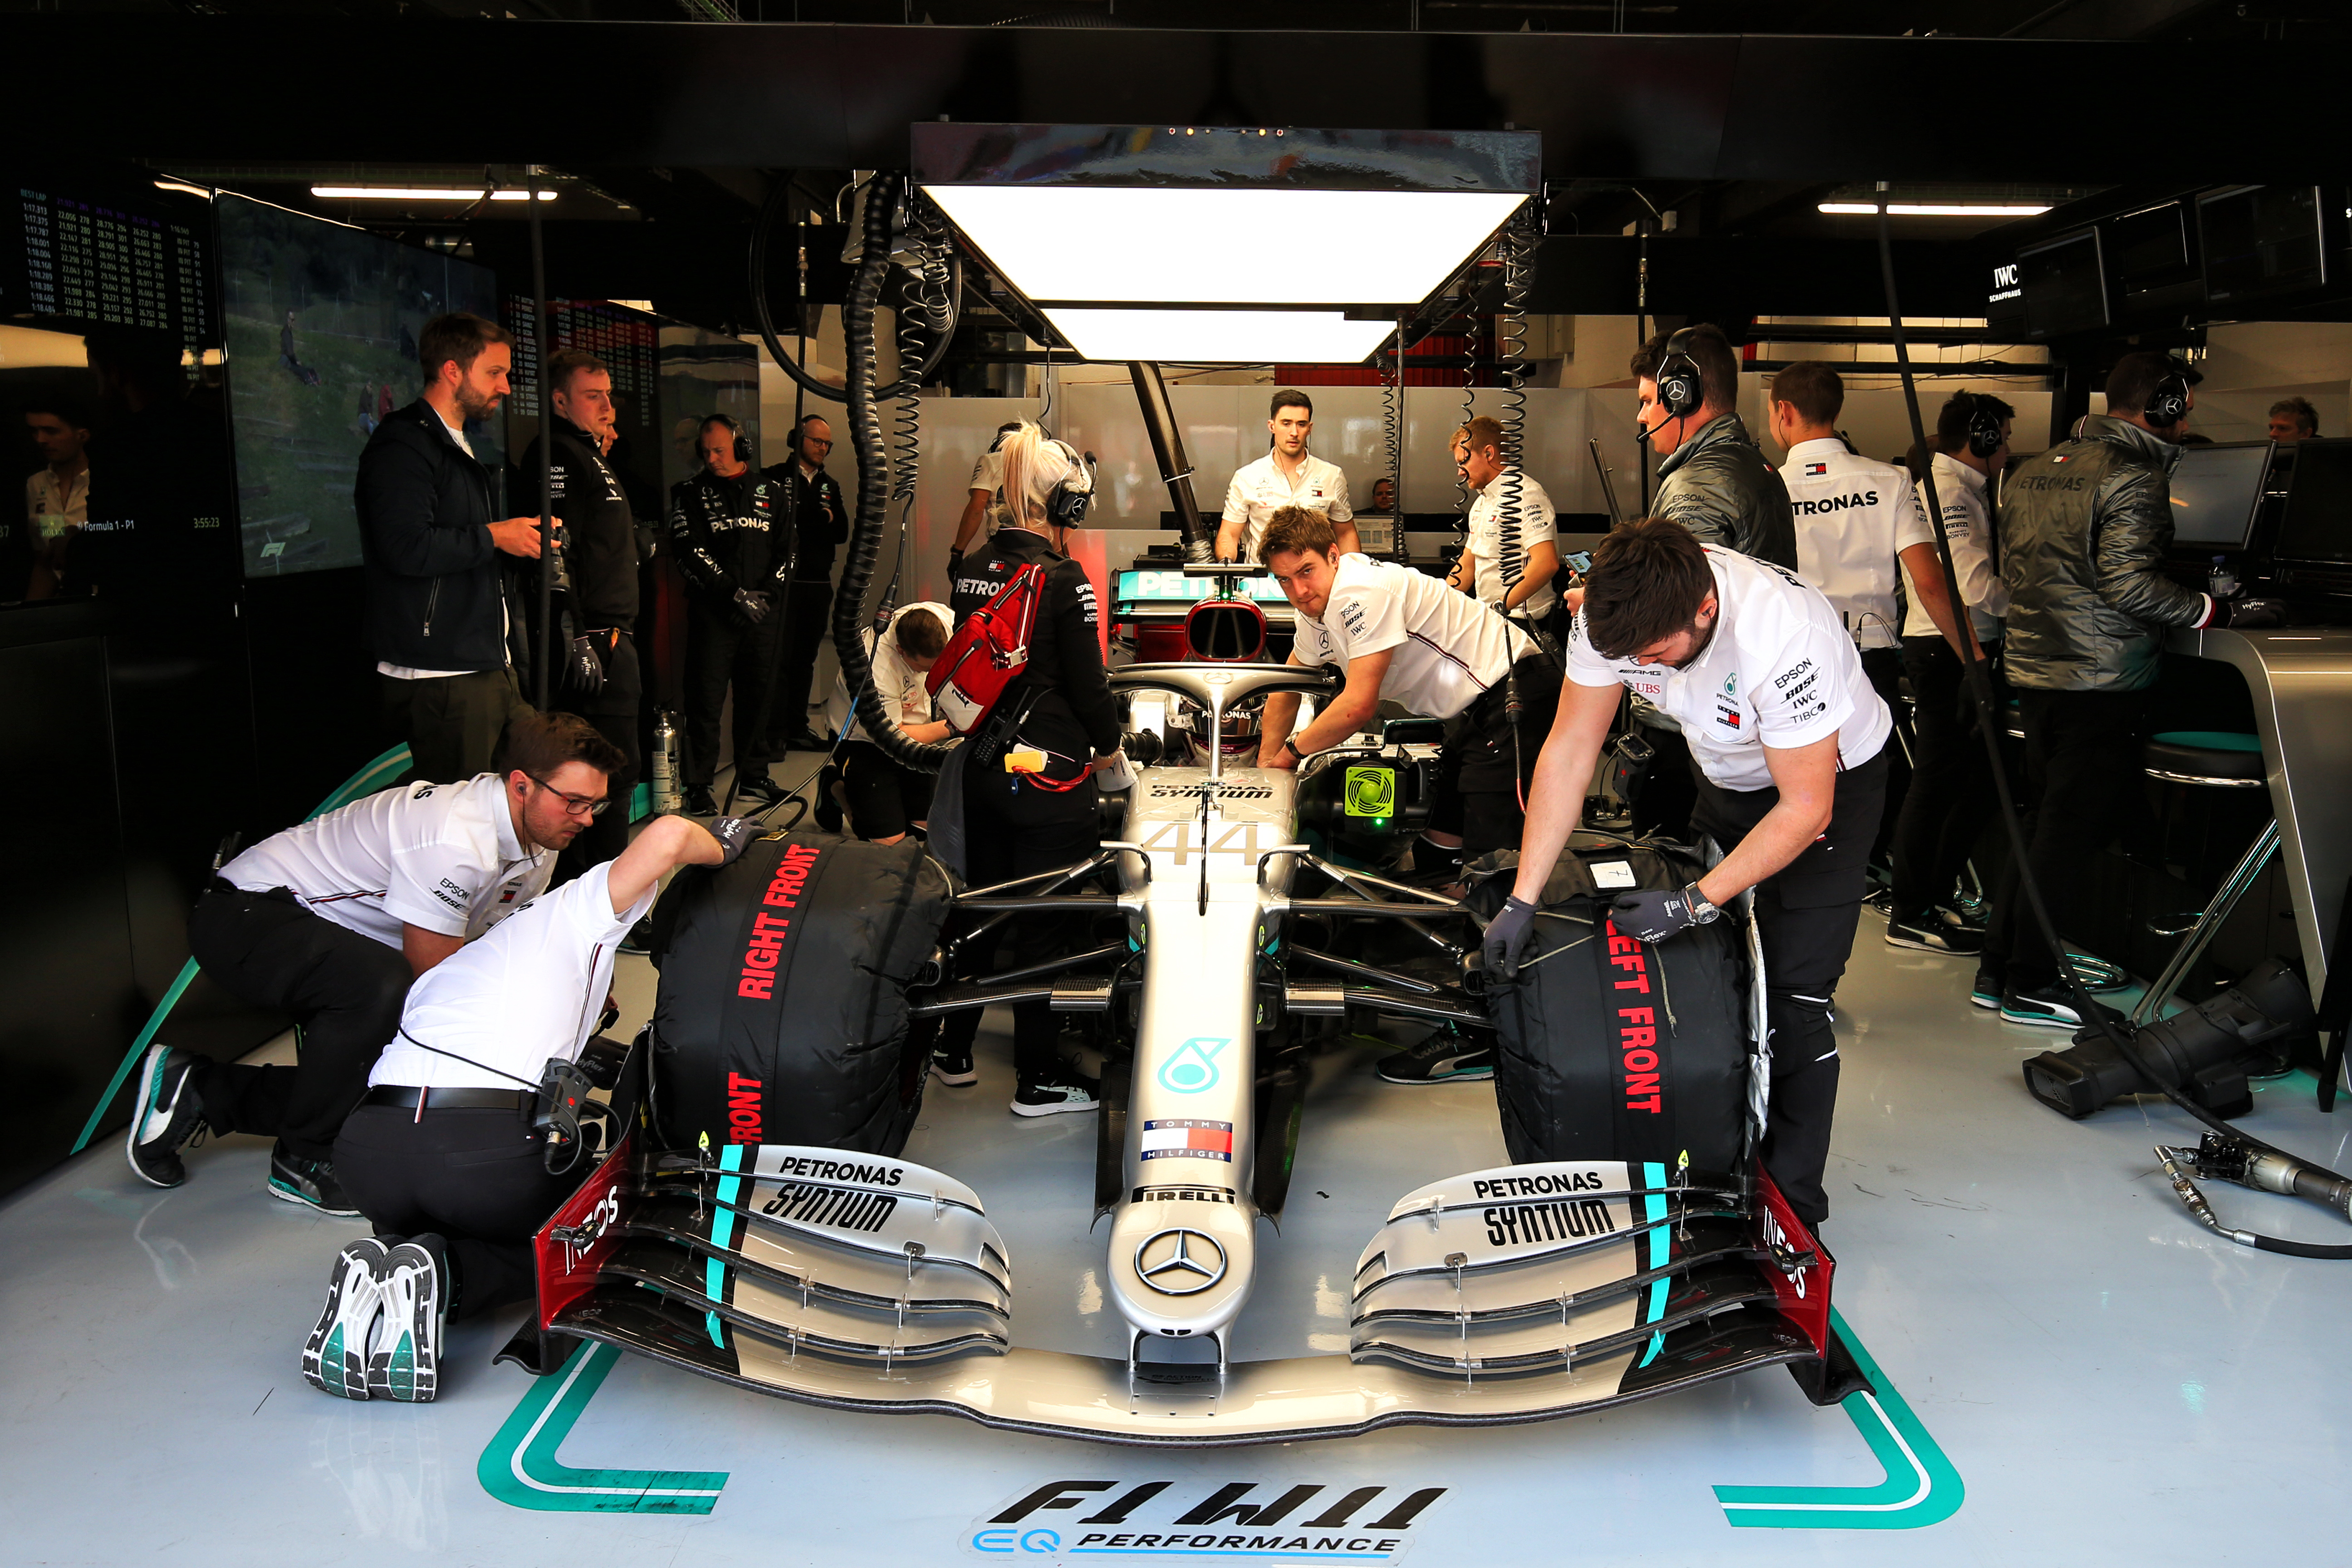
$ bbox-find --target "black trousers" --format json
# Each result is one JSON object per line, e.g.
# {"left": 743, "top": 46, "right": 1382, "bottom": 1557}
{"left": 770, "top": 578, "right": 835, "bottom": 746}
{"left": 380, "top": 667, "right": 532, "bottom": 785}
{"left": 1427, "top": 654, "right": 1563, "bottom": 863}
{"left": 335, "top": 1102, "right": 588, "bottom": 1321}
{"left": 936, "top": 760, "right": 1100, "bottom": 1084}
{"left": 184, "top": 885, "right": 413, "bottom": 1161}
{"left": 1858, "top": 646, "right": 1912, "bottom": 873}
{"left": 1889, "top": 637, "right": 2003, "bottom": 921}
{"left": 842, "top": 739, "right": 936, "bottom": 841}
{"left": 683, "top": 597, "right": 782, "bottom": 787}
{"left": 555, "top": 631, "right": 642, "bottom": 880}
{"left": 1987, "top": 686, "right": 2151, "bottom": 990}
{"left": 1690, "top": 747, "right": 1891, "bottom": 1228}
{"left": 1629, "top": 722, "right": 1699, "bottom": 843}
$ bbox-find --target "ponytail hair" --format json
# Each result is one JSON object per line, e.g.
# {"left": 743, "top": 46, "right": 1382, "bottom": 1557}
{"left": 995, "top": 421, "right": 1077, "bottom": 531}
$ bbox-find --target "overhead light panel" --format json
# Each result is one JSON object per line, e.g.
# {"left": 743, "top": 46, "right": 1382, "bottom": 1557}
{"left": 1818, "top": 202, "right": 2051, "bottom": 217}
{"left": 310, "top": 186, "right": 557, "bottom": 201}
{"left": 916, "top": 124, "right": 1538, "bottom": 364}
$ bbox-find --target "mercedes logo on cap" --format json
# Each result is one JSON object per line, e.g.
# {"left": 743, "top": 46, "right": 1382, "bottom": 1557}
{"left": 1134, "top": 1228, "right": 1227, "bottom": 1295}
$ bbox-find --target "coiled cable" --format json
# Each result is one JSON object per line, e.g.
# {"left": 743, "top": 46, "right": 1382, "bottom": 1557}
{"left": 1493, "top": 214, "right": 1535, "bottom": 602}
{"left": 1383, "top": 315, "right": 1408, "bottom": 563}
{"left": 750, "top": 174, "right": 960, "bottom": 406}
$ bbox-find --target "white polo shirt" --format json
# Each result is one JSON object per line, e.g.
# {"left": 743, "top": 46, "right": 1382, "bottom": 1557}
{"left": 1222, "top": 452, "right": 1353, "bottom": 563}
{"left": 1568, "top": 546, "right": 1891, "bottom": 792}
{"left": 369, "top": 861, "right": 656, "bottom": 1092}
{"left": 1294, "top": 553, "right": 1534, "bottom": 720}
{"left": 1781, "top": 437, "right": 1919, "bottom": 652}
{"left": 1465, "top": 467, "right": 1560, "bottom": 620}
{"left": 1902, "top": 452, "right": 2008, "bottom": 644}
{"left": 220, "top": 773, "right": 550, "bottom": 948}
{"left": 829, "top": 600, "right": 950, "bottom": 745}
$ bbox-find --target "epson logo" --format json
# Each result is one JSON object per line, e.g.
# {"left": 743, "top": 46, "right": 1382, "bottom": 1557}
{"left": 970, "top": 1480, "right": 1449, "bottom": 1563}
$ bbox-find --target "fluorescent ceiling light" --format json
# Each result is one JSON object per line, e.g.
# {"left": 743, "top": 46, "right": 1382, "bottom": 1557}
{"left": 928, "top": 186, "right": 1524, "bottom": 306}
{"left": 309, "top": 186, "right": 556, "bottom": 201}
{"left": 1818, "top": 202, "right": 2052, "bottom": 217}
{"left": 1042, "top": 308, "right": 1397, "bottom": 365}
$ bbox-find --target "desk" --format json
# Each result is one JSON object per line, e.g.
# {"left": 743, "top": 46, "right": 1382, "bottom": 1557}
{"left": 2167, "top": 626, "right": 2352, "bottom": 997}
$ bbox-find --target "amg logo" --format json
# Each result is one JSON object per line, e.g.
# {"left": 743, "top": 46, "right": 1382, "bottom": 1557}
{"left": 1473, "top": 1171, "right": 1607, "bottom": 1198}
{"left": 1482, "top": 1196, "right": 1616, "bottom": 1247}
{"left": 1790, "top": 490, "right": 1879, "bottom": 516}
{"left": 1132, "top": 1186, "right": 1238, "bottom": 1205}
{"left": 759, "top": 1179, "right": 899, "bottom": 1233}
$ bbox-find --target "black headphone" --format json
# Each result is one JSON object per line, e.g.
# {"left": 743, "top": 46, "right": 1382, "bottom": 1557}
{"left": 703, "top": 413, "right": 752, "bottom": 466}
{"left": 1654, "top": 326, "right": 1705, "bottom": 420}
{"left": 1963, "top": 394, "right": 2006, "bottom": 461}
{"left": 1043, "top": 439, "right": 1097, "bottom": 529}
{"left": 2144, "top": 365, "right": 2190, "bottom": 430}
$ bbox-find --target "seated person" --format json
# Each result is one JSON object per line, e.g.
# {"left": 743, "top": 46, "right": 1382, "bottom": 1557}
{"left": 1252, "top": 505, "right": 1560, "bottom": 1085}
{"left": 127, "top": 713, "right": 620, "bottom": 1215}
{"left": 302, "top": 809, "right": 757, "bottom": 1403}
{"left": 821, "top": 600, "right": 953, "bottom": 844}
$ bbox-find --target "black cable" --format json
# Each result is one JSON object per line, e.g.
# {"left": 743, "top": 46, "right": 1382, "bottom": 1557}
{"left": 1875, "top": 196, "right": 2352, "bottom": 1249}
{"left": 1494, "top": 215, "right": 1533, "bottom": 603}
{"left": 748, "top": 176, "right": 960, "bottom": 406}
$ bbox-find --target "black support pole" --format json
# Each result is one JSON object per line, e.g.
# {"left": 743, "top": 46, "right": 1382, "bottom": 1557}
{"left": 1129, "top": 361, "right": 1210, "bottom": 563}
{"left": 529, "top": 164, "right": 554, "bottom": 711}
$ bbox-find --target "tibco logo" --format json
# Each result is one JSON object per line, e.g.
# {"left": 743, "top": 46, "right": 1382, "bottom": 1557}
{"left": 968, "top": 1480, "right": 1449, "bottom": 1562}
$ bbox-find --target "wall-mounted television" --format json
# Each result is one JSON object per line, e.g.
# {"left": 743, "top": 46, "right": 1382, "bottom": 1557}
{"left": 2017, "top": 229, "right": 2107, "bottom": 339}
{"left": 2198, "top": 185, "right": 2326, "bottom": 307}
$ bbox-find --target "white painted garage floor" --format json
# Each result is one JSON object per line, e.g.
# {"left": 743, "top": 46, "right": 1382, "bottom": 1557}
{"left": 6, "top": 930, "right": 2351, "bottom": 1566}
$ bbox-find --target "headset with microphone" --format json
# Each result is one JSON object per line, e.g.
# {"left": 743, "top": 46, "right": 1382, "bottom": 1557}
{"left": 1963, "top": 392, "right": 2007, "bottom": 461}
{"left": 1638, "top": 325, "right": 1707, "bottom": 447}
{"left": 2143, "top": 365, "right": 2191, "bottom": 431}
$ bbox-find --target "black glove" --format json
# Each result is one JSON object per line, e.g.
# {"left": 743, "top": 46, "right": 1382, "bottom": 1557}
{"left": 1480, "top": 896, "right": 1539, "bottom": 981}
{"left": 731, "top": 588, "right": 772, "bottom": 627}
{"left": 1610, "top": 885, "right": 1711, "bottom": 944}
{"left": 706, "top": 815, "right": 760, "bottom": 867}
{"left": 562, "top": 633, "right": 605, "bottom": 696}
{"left": 946, "top": 548, "right": 964, "bottom": 584}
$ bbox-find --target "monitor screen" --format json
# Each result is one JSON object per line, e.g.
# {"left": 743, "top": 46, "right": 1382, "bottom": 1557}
{"left": 2198, "top": 185, "right": 2326, "bottom": 306}
{"left": 2272, "top": 438, "right": 2352, "bottom": 564}
{"left": 2105, "top": 201, "right": 2191, "bottom": 300}
{"left": 2165, "top": 441, "right": 2271, "bottom": 549}
{"left": 217, "top": 193, "right": 504, "bottom": 578}
{"left": 2017, "top": 230, "right": 2107, "bottom": 338}
{"left": 1, "top": 169, "right": 216, "bottom": 358}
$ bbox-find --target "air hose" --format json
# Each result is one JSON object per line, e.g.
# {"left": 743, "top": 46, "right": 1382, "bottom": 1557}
{"left": 749, "top": 174, "right": 960, "bottom": 406}
{"left": 875, "top": 193, "right": 954, "bottom": 627}
{"left": 1874, "top": 192, "right": 2352, "bottom": 1256}
{"left": 837, "top": 171, "right": 951, "bottom": 775}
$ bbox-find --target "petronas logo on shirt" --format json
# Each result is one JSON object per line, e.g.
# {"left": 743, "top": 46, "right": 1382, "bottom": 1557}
{"left": 1722, "top": 673, "right": 1738, "bottom": 697}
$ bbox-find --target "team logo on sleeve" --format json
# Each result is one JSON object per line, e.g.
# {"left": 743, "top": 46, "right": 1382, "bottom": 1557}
{"left": 1804, "top": 462, "right": 1829, "bottom": 476}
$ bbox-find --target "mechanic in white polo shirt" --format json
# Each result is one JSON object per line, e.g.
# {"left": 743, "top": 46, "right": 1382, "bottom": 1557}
{"left": 302, "top": 808, "right": 760, "bottom": 1402}
{"left": 1216, "top": 388, "right": 1360, "bottom": 564}
{"left": 126, "top": 713, "right": 622, "bottom": 1216}
{"left": 1485, "top": 518, "right": 1893, "bottom": 1229}
{"left": 1447, "top": 415, "right": 1562, "bottom": 632}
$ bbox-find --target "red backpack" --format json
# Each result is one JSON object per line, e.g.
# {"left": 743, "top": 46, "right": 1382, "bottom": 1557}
{"left": 927, "top": 564, "right": 1046, "bottom": 735}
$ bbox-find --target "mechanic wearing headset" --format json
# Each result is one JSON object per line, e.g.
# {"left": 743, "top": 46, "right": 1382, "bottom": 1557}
{"left": 932, "top": 423, "right": 1127, "bottom": 1117}
{"left": 1886, "top": 390, "right": 2014, "bottom": 958}
{"left": 764, "top": 414, "right": 849, "bottom": 754}
{"left": 669, "top": 414, "right": 792, "bottom": 815}
{"left": 303, "top": 808, "right": 760, "bottom": 1404}
{"left": 1633, "top": 324, "right": 1796, "bottom": 569}
{"left": 125, "top": 712, "right": 621, "bottom": 1216}
{"left": 1217, "top": 388, "right": 1362, "bottom": 564}
{"left": 1486, "top": 517, "right": 1893, "bottom": 1230}
{"left": 1980, "top": 352, "right": 2251, "bottom": 1029}
{"left": 949, "top": 420, "right": 1026, "bottom": 574}
{"left": 522, "top": 349, "right": 643, "bottom": 878}
{"left": 1254, "top": 504, "right": 1561, "bottom": 1087}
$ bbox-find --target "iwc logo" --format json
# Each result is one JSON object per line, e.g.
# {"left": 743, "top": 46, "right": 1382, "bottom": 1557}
{"left": 1134, "top": 1228, "right": 1227, "bottom": 1294}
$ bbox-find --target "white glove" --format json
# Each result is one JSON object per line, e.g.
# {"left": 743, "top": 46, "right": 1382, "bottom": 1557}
{"left": 1093, "top": 748, "right": 1137, "bottom": 793}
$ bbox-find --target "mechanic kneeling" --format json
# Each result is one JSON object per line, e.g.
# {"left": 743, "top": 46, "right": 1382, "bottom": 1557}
{"left": 1254, "top": 504, "right": 1560, "bottom": 1085}
{"left": 304, "top": 811, "right": 759, "bottom": 1403}
{"left": 1488, "top": 517, "right": 1893, "bottom": 1230}
{"left": 821, "top": 599, "right": 952, "bottom": 844}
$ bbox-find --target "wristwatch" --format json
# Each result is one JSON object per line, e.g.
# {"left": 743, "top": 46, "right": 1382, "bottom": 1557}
{"left": 1278, "top": 738, "right": 1303, "bottom": 764}
{"left": 1682, "top": 884, "right": 1722, "bottom": 926}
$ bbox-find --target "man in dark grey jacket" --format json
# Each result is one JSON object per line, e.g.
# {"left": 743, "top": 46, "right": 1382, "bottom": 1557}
{"left": 1632, "top": 324, "right": 1797, "bottom": 570}
{"left": 1982, "top": 352, "right": 2224, "bottom": 1027}
{"left": 358, "top": 312, "right": 545, "bottom": 783}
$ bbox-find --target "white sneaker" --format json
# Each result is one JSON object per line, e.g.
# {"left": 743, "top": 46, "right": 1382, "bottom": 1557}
{"left": 301, "top": 1239, "right": 388, "bottom": 1401}
{"left": 1011, "top": 1078, "right": 1098, "bottom": 1118}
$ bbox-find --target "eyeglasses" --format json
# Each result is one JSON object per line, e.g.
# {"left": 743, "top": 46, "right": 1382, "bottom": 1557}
{"left": 525, "top": 773, "right": 610, "bottom": 818}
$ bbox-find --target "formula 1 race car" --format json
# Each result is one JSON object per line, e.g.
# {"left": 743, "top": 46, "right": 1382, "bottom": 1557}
{"left": 517, "top": 660, "right": 1848, "bottom": 1446}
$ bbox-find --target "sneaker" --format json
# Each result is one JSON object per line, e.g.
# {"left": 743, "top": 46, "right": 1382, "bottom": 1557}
{"left": 1970, "top": 970, "right": 2004, "bottom": 1009}
{"left": 126, "top": 1044, "right": 205, "bottom": 1189}
{"left": 783, "top": 728, "right": 834, "bottom": 753}
{"left": 1999, "top": 982, "right": 2115, "bottom": 1030}
{"left": 368, "top": 1236, "right": 448, "bottom": 1403}
{"left": 735, "top": 770, "right": 786, "bottom": 808}
{"left": 681, "top": 784, "right": 719, "bottom": 816}
{"left": 1377, "top": 1032, "right": 1496, "bottom": 1085}
{"left": 1936, "top": 903, "right": 1987, "bottom": 935}
{"left": 270, "top": 1141, "right": 362, "bottom": 1217}
{"left": 1011, "top": 1078, "right": 1098, "bottom": 1118}
{"left": 931, "top": 1045, "right": 977, "bottom": 1088}
{"left": 301, "top": 1237, "right": 388, "bottom": 1401}
{"left": 1886, "top": 911, "right": 1984, "bottom": 956}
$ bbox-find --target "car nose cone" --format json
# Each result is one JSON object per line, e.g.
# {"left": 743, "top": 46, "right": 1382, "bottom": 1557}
{"left": 1135, "top": 1227, "right": 1227, "bottom": 1294}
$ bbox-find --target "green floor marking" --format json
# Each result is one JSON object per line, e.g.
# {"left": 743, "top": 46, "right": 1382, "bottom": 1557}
{"left": 477, "top": 1339, "right": 730, "bottom": 1515}
{"left": 1713, "top": 1307, "right": 1965, "bottom": 1530}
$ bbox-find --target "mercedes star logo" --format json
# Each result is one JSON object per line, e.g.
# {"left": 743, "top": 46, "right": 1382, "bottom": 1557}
{"left": 1134, "top": 1228, "right": 1227, "bottom": 1295}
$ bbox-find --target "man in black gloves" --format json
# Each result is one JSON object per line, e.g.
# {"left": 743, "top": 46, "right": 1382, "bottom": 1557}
{"left": 764, "top": 414, "right": 848, "bottom": 753}
{"left": 304, "top": 809, "right": 760, "bottom": 1403}
{"left": 669, "top": 414, "right": 791, "bottom": 813}
{"left": 1485, "top": 518, "right": 1891, "bottom": 1229}
{"left": 524, "top": 350, "right": 642, "bottom": 875}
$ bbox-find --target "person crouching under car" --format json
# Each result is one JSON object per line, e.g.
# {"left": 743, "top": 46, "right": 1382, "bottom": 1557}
{"left": 1483, "top": 516, "right": 1892, "bottom": 1231}
{"left": 1254, "top": 504, "right": 1561, "bottom": 1087}
{"left": 299, "top": 810, "right": 759, "bottom": 1403}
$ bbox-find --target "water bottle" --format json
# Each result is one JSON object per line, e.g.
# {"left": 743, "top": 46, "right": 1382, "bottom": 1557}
{"left": 651, "top": 711, "right": 682, "bottom": 816}
{"left": 2209, "top": 555, "right": 2240, "bottom": 600}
